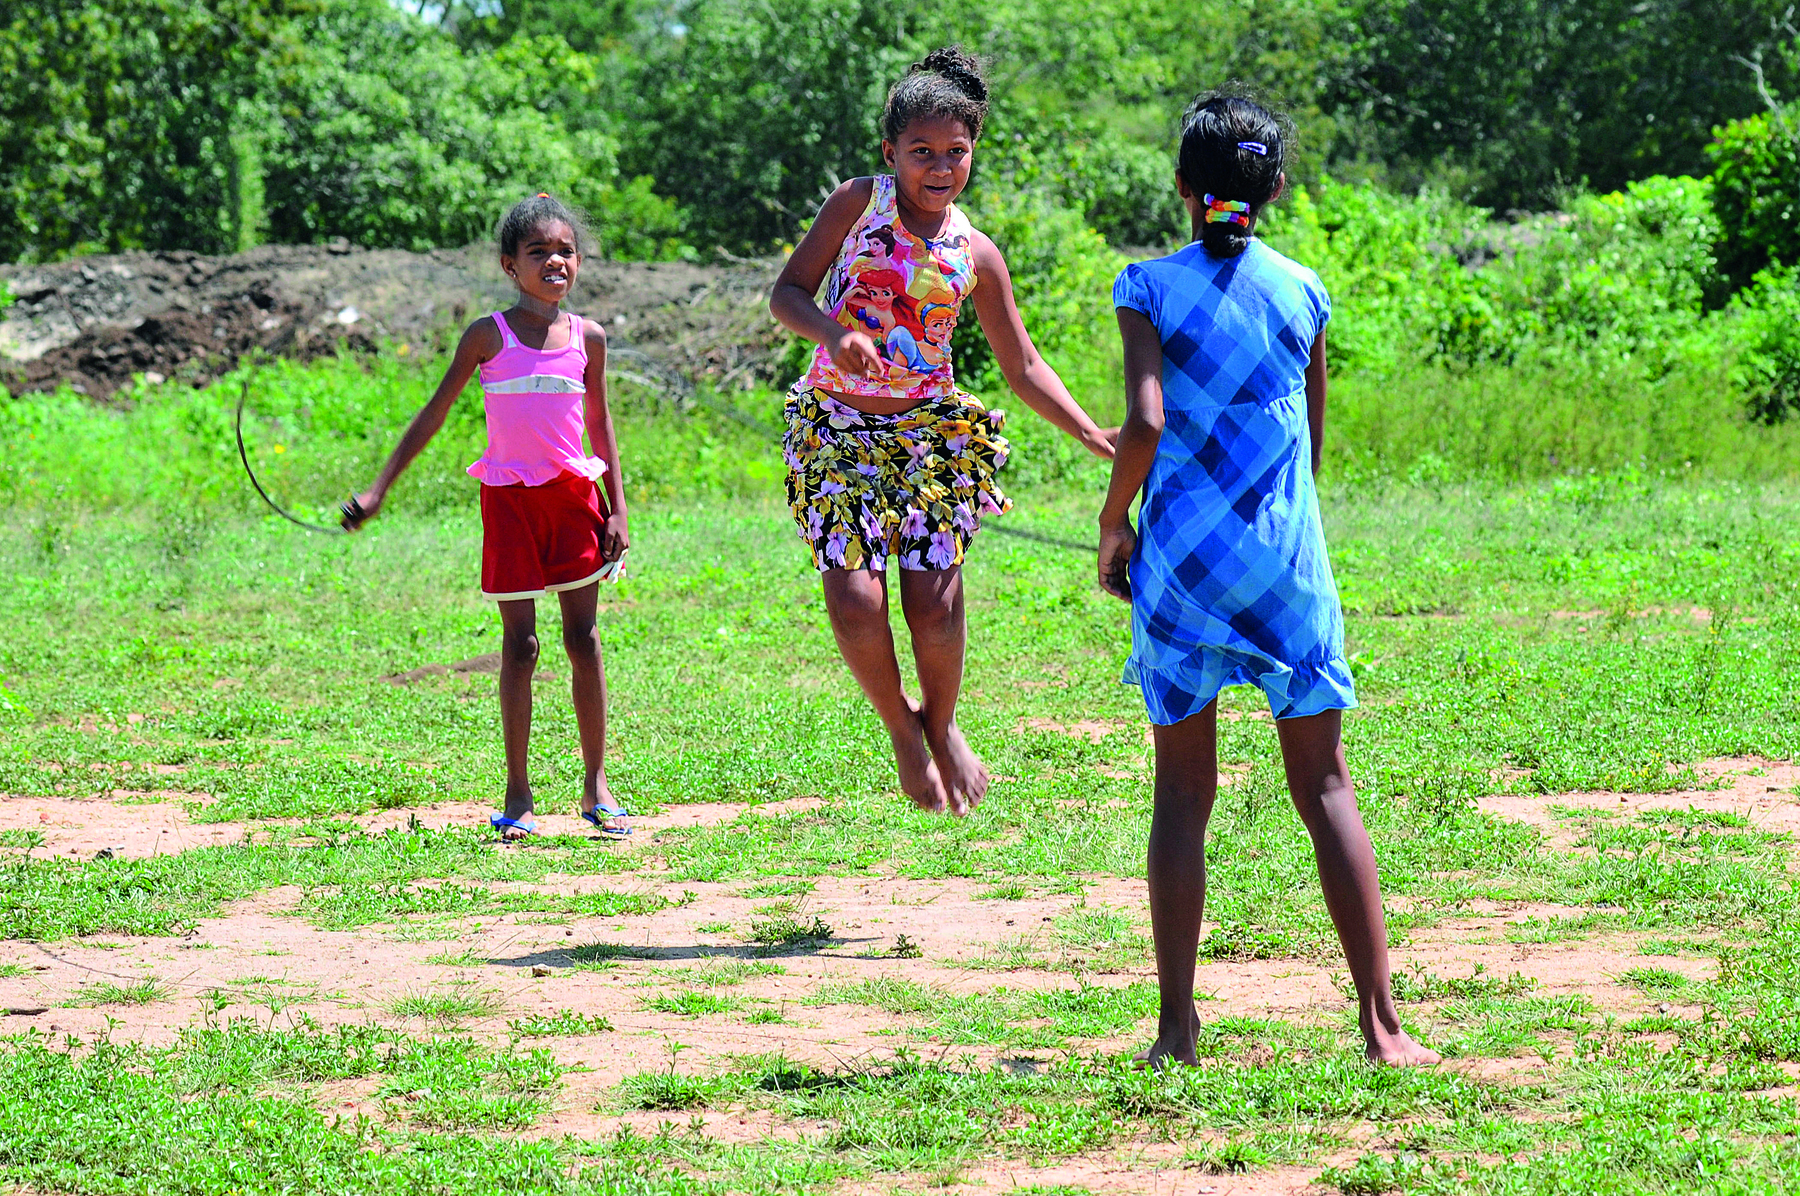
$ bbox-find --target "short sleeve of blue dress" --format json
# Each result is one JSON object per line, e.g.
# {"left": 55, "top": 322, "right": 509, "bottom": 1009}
{"left": 1114, "top": 240, "right": 1354, "bottom": 724}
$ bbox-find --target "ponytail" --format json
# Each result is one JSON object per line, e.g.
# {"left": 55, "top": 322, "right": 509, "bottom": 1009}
{"left": 1176, "top": 93, "right": 1289, "bottom": 258}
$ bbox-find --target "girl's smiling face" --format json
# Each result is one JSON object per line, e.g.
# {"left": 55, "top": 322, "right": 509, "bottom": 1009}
{"left": 883, "top": 115, "right": 973, "bottom": 217}
{"left": 501, "top": 219, "right": 580, "bottom": 303}
{"left": 866, "top": 285, "right": 895, "bottom": 309}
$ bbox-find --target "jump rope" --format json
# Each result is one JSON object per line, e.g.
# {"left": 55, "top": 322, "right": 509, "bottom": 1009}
{"left": 233, "top": 358, "right": 1096, "bottom": 555}
{"left": 233, "top": 364, "right": 364, "bottom": 534}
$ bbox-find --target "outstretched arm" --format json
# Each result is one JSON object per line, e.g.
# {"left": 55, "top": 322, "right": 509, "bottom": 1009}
{"left": 581, "top": 318, "right": 629, "bottom": 561}
{"left": 967, "top": 231, "right": 1114, "bottom": 459}
{"left": 769, "top": 178, "right": 886, "bottom": 379}
{"left": 1096, "top": 308, "right": 1166, "bottom": 600}
{"left": 349, "top": 317, "right": 497, "bottom": 526}
{"left": 1305, "top": 330, "right": 1327, "bottom": 477}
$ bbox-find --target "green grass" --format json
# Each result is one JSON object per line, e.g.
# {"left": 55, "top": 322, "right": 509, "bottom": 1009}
{"left": 654, "top": 959, "right": 785, "bottom": 987}
{"left": 386, "top": 984, "right": 501, "bottom": 1024}
{"left": 508, "top": 1009, "right": 615, "bottom": 1036}
{"left": 64, "top": 979, "right": 167, "bottom": 1006}
{"left": 2, "top": 356, "right": 1800, "bottom": 1192}
{"left": 640, "top": 990, "right": 740, "bottom": 1017}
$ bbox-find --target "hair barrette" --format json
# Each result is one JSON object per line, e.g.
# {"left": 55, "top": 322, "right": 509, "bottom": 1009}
{"left": 1203, "top": 194, "right": 1252, "bottom": 226}
{"left": 1237, "top": 141, "right": 1268, "bottom": 156}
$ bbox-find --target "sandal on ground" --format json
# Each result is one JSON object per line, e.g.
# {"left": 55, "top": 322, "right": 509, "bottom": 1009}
{"left": 489, "top": 813, "right": 538, "bottom": 839}
{"left": 579, "top": 801, "right": 632, "bottom": 838}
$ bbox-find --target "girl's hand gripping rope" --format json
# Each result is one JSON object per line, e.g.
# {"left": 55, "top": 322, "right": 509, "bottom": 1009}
{"left": 341, "top": 492, "right": 377, "bottom": 532}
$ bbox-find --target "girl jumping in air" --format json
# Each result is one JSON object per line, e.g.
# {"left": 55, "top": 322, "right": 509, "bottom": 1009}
{"left": 347, "top": 194, "right": 631, "bottom": 841}
{"left": 1096, "top": 95, "right": 1438, "bottom": 1066}
{"left": 771, "top": 47, "right": 1116, "bottom": 817}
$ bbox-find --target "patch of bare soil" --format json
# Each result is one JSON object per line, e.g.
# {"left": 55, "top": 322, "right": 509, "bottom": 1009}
{"left": 0, "top": 244, "right": 784, "bottom": 400}
{"left": 0, "top": 791, "right": 832, "bottom": 860}
{"left": 844, "top": 1156, "right": 1344, "bottom": 1196}
{"left": 1479, "top": 756, "right": 1800, "bottom": 846}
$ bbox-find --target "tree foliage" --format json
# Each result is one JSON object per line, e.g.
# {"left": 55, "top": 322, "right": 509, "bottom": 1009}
{"left": 1331, "top": 0, "right": 1800, "bottom": 209}
{"left": 0, "top": 0, "right": 301, "bottom": 259}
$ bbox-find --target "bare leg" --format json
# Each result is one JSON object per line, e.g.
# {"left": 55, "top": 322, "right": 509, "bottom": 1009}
{"left": 820, "top": 568, "right": 950, "bottom": 813}
{"left": 1275, "top": 709, "right": 1439, "bottom": 1066}
{"left": 1137, "top": 703, "right": 1217, "bottom": 1069}
{"left": 898, "top": 567, "right": 987, "bottom": 814}
{"left": 558, "top": 583, "right": 626, "bottom": 833}
{"left": 495, "top": 598, "right": 539, "bottom": 839}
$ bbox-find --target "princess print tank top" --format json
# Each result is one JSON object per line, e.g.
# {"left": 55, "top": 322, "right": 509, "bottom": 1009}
{"left": 803, "top": 175, "right": 977, "bottom": 401}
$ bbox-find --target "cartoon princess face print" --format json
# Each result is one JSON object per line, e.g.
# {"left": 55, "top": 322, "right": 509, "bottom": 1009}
{"left": 858, "top": 225, "right": 898, "bottom": 263}
{"left": 919, "top": 303, "right": 956, "bottom": 366}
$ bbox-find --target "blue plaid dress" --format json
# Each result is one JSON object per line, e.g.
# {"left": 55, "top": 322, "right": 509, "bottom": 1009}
{"left": 1113, "top": 239, "right": 1355, "bottom": 724}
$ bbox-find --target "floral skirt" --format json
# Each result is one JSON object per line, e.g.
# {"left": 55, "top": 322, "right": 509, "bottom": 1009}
{"left": 783, "top": 382, "right": 1012, "bottom": 572}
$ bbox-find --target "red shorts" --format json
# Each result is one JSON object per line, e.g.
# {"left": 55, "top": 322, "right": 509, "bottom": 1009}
{"left": 479, "top": 473, "right": 608, "bottom": 600}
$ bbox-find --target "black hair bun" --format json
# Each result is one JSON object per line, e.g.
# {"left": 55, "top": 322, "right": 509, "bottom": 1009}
{"left": 917, "top": 45, "right": 988, "bottom": 103}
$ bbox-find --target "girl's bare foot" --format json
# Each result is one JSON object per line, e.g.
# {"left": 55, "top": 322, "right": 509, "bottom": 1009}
{"left": 923, "top": 719, "right": 988, "bottom": 814}
{"left": 1363, "top": 1009, "right": 1441, "bottom": 1066}
{"left": 1133, "top": 1005, "right": 1204, "bottom": 1070}
{"left": 893, "top": 704, "right": 950, "bottom": 814}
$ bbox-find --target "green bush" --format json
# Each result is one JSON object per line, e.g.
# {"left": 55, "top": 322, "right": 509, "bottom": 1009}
{"left": 1708, "top": 103, "right": 1800, "bottom": 290}
{"left": 1725, "top": 266, "right": 1800, "bottom": 424}
{"left": 619, "top": 0, "right": 924, "bottom": 253}
{"left": 0, "top": 0, "right": 690, "bottom": 262}
{"left": 255, "top": 8, "right": 685, "bottom": 256}
{"left": 981, "top": 113, "right": 1186, "bottom": 248}
{"left": 0, "top": 0, "right": 289, "bottom": 261}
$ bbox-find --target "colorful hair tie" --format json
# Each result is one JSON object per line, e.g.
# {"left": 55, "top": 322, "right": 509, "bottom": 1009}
{"left": 1237, "top": 141, "right": 1268, "bottom": 156}
{"left": 1203, "top": 195, "right": 1252, "bottom": 226}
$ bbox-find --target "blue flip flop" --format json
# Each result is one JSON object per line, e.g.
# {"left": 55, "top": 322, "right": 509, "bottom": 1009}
{"left": 489, "top": 814, "right": 537, "bottom": 839}
{"left": 579, "top": 802, "right": 632, "bottom": 838}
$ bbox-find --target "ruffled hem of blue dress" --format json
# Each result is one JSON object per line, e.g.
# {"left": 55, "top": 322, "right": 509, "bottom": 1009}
{"left": 1123, "top": 647, "right": 1356, "bottom": 725}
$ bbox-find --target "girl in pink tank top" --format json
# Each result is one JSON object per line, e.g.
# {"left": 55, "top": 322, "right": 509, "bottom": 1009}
{"left": 348, "top": 194, "right": 632, "bottom": 842}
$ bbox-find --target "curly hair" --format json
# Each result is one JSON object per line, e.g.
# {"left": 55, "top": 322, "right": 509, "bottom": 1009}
{"left": 496, "top": 192, "right": 593, "bottom": 257}
{"left": 881, "top": 46, "right": 990, "bottom": 143}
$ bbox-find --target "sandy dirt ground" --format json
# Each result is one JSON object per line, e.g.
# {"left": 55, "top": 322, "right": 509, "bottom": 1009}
{"left": 2, "top": 756, "right": 1791, "bottom": 1195}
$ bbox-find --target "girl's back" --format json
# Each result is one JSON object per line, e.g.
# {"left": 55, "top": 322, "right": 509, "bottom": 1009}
{"left": 1114, "top": 238, "right": 1327, "bottom": 420}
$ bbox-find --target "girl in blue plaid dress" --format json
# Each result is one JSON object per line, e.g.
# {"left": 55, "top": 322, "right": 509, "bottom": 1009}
{"left": 1097, "top": 93, "right": 1438, "bottom": 1069}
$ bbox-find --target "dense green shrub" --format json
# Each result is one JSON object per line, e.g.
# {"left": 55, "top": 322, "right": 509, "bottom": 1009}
{"left": 981, "top": 115, "right": 1185, "bottom": 249}
{"left": 0, "top": 0, "right": 296, "bottom": 261}
{"left": 254, "top": 8, "right": 684, "bottom": 255}
{"left": 1336, "top": 0, "right": 1800, "bottom": 209}
{"left": 0, "top": 0, "right": 687, "bottom": 262}
{"left": 1708, "top": 103, "right": 1800, "bottom": 290}
{"left": 618, "top": 0, "right": 926, "bottom": 254}
{"left": 1260, "top": 175, "right": 1723, "bottom": 379}
{"left": 1725, "top": 266, "right": 1800, "bottom": 424}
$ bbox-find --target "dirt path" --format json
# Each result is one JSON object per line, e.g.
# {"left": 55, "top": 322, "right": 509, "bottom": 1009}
{"left": 1478, "top": 756, "right": 1800, "bottom": 845}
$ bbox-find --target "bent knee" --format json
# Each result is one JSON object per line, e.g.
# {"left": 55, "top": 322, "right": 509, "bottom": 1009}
{"left": 902, "top": 598, "right": 960, "bottom": 644}
{"left": 825, "top": 586, "right": 889, "bottom": 634}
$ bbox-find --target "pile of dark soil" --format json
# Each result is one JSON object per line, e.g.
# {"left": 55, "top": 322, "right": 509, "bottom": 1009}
{"left": 0, "top": 242, "right": 787, "bottom": 401}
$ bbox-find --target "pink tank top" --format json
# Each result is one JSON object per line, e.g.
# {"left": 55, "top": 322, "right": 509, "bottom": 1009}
{"left": 467, "top": 310, "right": 606, "bottom": 487}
